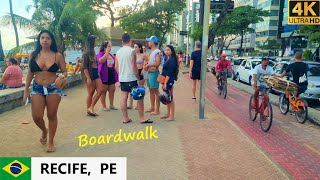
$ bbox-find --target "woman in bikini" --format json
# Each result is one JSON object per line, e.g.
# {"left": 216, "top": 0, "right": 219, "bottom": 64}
{"left": 22, "top": 30, "right": 67, "bottom": 153}
{"left": 97, "top": 41, "right": 119, "bottom": 111}
{"left": 128, "top": 43, "right": 147, "bottom": 109}
{"left": 82, "top": 35, "right": 104, "bottom": 116}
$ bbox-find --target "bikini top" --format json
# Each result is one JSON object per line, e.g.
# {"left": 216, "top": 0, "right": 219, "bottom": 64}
{"left": 107, "top": 59, "right": 115, "bottom": 65}
{"left": 30, "top": 53, "right": 59, "bottom": 73}
{"left": 136, "top": 58, "right": 144, "bottom": 65}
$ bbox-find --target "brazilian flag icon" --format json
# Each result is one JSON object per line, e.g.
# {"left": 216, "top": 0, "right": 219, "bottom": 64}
{"left": 0, "top": 157, "right": 31, "bottom": 180}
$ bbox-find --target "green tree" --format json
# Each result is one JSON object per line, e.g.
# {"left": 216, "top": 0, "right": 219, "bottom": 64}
{"left": 303, "top": 49, "right": 313, "bottom": 60}
{"left": 299, "top": 25, "right": 320, "bottom": 44}
{"left": 9, "top": 0, "right": 19, "bottom": 47}
{"left": 1, "top": 0, "right": 103, "bottom": 55}
{"left": 227, "top": 6, "right": 269, "bottom": 55}
{"left": 257, "top": 38, "right": 281, "bottom": 51}
{"left": 120, "top": 0, "right": 186, "bottom": 48}
{"left": 92, "top": 0, "right": 142, "bottom": 27}
{"left": 195, "top": 4, "right": 268, "bottom": 54}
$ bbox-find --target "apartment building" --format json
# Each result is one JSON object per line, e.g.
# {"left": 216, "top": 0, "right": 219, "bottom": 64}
{"left": 255, "top": 0, "right": 280, "bottom": 49}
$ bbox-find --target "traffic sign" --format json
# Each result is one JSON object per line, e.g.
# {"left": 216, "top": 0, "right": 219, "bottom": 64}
{"left": 180, "top": 31, "right": 188, "bottom": 36}
{"left": 288, "top": 0, "right": 320, "bottom": 24}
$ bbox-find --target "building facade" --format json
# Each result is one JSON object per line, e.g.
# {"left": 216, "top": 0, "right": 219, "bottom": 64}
{"left": 224, "top": 0, "right": 258, "bottom": 55}
{"left": 255, "top": 0, "right": 280, "bottom": 49}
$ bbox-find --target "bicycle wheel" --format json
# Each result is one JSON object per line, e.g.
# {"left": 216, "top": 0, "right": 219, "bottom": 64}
{"left": 295, "top": 99, "right": 308, "bottom": 124}
{"left": 260, "top": 101, "right": 273, "bottom": 132}
{"left": 279, "top": 94, "right": 289, "bottom": 115}
{"left": 223, "top": 80, "right": 227, "bottom": 99}
{"left": 249, "top": 95, "right": 257, "bottom": 121}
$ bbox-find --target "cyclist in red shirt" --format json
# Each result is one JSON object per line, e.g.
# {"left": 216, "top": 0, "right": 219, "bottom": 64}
{"left": 215, "top": 54, "right": 233, "bottom": 85}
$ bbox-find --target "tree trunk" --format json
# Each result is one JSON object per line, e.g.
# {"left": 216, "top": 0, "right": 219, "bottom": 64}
{"left": 278, "top": 0, "right": 285, "bottom": 57}
{"left": 9, "top": 0, "right": 19, "bottom": 47}
{"left": 208, "top": 0, "right": 232, "bottom": 47}
{"left": 199, "top": 0, "right": 204, "bottom": 27}
{"left": 239, "top": 31, "right": 244, "bottom": 56}
{"left": 0, "top": 31, "right": 4, "bottom": 61}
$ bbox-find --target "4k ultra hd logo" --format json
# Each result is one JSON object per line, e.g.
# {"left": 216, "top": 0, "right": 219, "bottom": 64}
{"left": 288, "top": 0, "right": 320, "bottom": 24}
{"left": 0, "top": 157, "right": 31, "bottom": 179}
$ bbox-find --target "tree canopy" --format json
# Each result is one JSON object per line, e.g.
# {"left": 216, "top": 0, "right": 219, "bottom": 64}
{"left": 192, "top": 5, "right": 268, "bottom": 51}
{"left": 92, "top": 0, "right": 143, "bottom": 27}
{"left": 257, "top": 38, "right": 281, "bottom": 51}
{"left": 1, "top": 0, "right": 105, "bottom": 56}
{"left": 299, "top": 25, "right": 320, "bottom": 44}
{"left": 120, "top": 0, "right": 186, "bottom": 48}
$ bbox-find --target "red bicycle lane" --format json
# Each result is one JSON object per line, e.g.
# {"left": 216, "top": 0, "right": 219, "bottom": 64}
{"left": 184, "top": 74, "right": 320, "bottom": 179}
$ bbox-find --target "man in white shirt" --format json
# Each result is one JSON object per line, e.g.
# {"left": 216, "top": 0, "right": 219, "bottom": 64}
{"left": 115, "top": 33, "right": 153, "bottom": 124}
{"left": 252, "top": 58, "right": 275, "bottom": 111}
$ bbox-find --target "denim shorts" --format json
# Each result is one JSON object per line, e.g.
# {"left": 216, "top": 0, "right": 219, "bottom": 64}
{"left": 31, "top": 82, "right": 65, "bottom": 97}
{"left": 90, "top": 68, "right": 99, "bottom": 80}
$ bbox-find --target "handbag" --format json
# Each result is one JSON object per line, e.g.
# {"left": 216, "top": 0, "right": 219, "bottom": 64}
{"left": 157, "top": 74, "right": 166, "bottom": 84}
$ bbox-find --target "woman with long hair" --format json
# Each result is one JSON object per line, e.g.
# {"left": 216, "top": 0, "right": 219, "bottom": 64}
{"left": 160, "top": 45, "right": 179, "bottom": 121}
{"left": 97, "top": 41, "right": 119, "bottom": 111}
{"left": 22, "top": 30, "right": 67, "bottom": 152}
{"left": 82, "top": 35, "right": 104, "bottom": 116}
{"left": 128, "top": 43, "right": 147, "bottom": 109}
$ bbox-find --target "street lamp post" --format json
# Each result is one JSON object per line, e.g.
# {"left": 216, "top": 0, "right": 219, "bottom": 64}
{"left": 199, "top": 0, "right": 211, "bottom": 119}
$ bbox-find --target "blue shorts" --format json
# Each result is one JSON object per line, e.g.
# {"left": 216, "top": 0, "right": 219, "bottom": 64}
{"left": 166, "top": 80, "right": 174, "bottom": 91}
{"left": 90, "top": 68, "right": 99, "bottom": 80}
{"left": 31, "top": 82, "right": 65, "bottom": 97}
{"left": 0, "top": 83, "right": 7, "bottom": 90}
{"left": 147, "top": 71, "right": 160, "bottom": 89}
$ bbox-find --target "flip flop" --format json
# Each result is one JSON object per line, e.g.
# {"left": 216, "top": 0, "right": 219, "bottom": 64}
{"left": 166, "top": 118, "right": 175, "bottom": 121}
{"left": 141, "top": 119, "right": 153, "bottom": 123}
{"left": 150, "top": 112, "right": 160, "bottom": 115}
{"left": 160, "top": 115, "right": 169, "bottom": 119}
{"left": 123, "top": 119, "right": 132, "bottom": 124}
{"left": 46, "top": 146, "right": 55, "bottom": 153}
{"left": 127, "top": 107, "right": 133, "bottom": 110}
{"left": 110, "top": 106, "right": 118, "bottom": 110}
{"left": 40, "top": 137, "right": 47, "bottom": 145}
{"left": 87, "top": 111, "right": 98, "bottom": 116}
{"left": 103, "top": 108, "right": 110, "bottom": 111}
{"left": 145, "top": 109, "right": 153, "bottom": 113}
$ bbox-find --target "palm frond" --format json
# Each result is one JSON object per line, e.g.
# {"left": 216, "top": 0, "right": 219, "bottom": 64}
{"left": 7, "top": 41, "right": 36, "bottom": 58}
{"left": 0, "top": 13, "right": 44, "bottom": 32}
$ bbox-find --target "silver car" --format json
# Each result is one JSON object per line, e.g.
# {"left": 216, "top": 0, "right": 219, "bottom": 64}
{"left": 273, "top": 61, "right": 320, "bottom": 101}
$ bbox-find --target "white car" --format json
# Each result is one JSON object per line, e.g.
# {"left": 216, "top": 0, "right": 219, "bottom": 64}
{"left": 236, "top": 59, "right": 276, "bottom": 85}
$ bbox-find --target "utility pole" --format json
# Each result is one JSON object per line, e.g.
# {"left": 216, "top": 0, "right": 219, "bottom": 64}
{"left": 191, "top": 1, "right": 196, "bottom": 52}
{"left": 199, "top": 0, "right": 210, "bottom": 119}
{"left": 186, "top": 0, "right": 190, "bottom": 65}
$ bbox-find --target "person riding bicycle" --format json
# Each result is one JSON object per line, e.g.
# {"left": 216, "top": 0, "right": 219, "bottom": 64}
{"left": 252, "top": 58, "right": 275, "bottom": 112}
{"left": 279, "top": 52, "right": 308, "bottom": 103}
{"left": 215, "top": 54, "right": 233, "bottom": 85}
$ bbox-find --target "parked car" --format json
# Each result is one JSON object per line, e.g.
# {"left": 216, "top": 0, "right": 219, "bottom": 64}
{"left": 236, "top": 59, "right": 276, "bottom": 85}
{"left": 273, "top": 60, "right": 320, "bottom": 101}
{"left": 231, "top": 58, "right": 245, "bottom": 80}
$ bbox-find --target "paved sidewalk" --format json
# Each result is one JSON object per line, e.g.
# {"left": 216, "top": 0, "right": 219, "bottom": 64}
{"left": 0, "top": 72, "right": 286, "bottom": 179}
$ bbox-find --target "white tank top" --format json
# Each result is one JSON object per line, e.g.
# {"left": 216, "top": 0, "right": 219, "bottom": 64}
{"left": 116, "top": 46, "right": 137, "bottom": 82}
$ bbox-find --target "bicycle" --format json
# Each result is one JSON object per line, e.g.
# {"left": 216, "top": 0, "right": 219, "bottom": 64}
{"left": 249, "top": 85, "right": 273, "bottom": 132}
{"left": 279, "top": 90, "right": 308, "bottom": 124}
{"left": 217, "top": 69, "right": 228, "bottom": 99}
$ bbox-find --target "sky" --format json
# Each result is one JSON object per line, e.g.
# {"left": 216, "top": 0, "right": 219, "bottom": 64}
{"left": 0, "top": 0, "right": 142, "bottom": 50}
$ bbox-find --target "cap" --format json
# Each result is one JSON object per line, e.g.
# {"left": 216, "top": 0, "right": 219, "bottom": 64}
{"left": 146, "top": 36, "right": 159, "bottom": 43}
{"left": 221, "top": 54, "right": 227, "bottom": 57}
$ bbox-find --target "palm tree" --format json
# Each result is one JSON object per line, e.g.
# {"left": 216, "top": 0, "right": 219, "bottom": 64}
{"left": 9, "top": 0, "right": 19, "bottom": 47}
{"left": 1, "top": 0, "right": 106, "bottom": 56}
